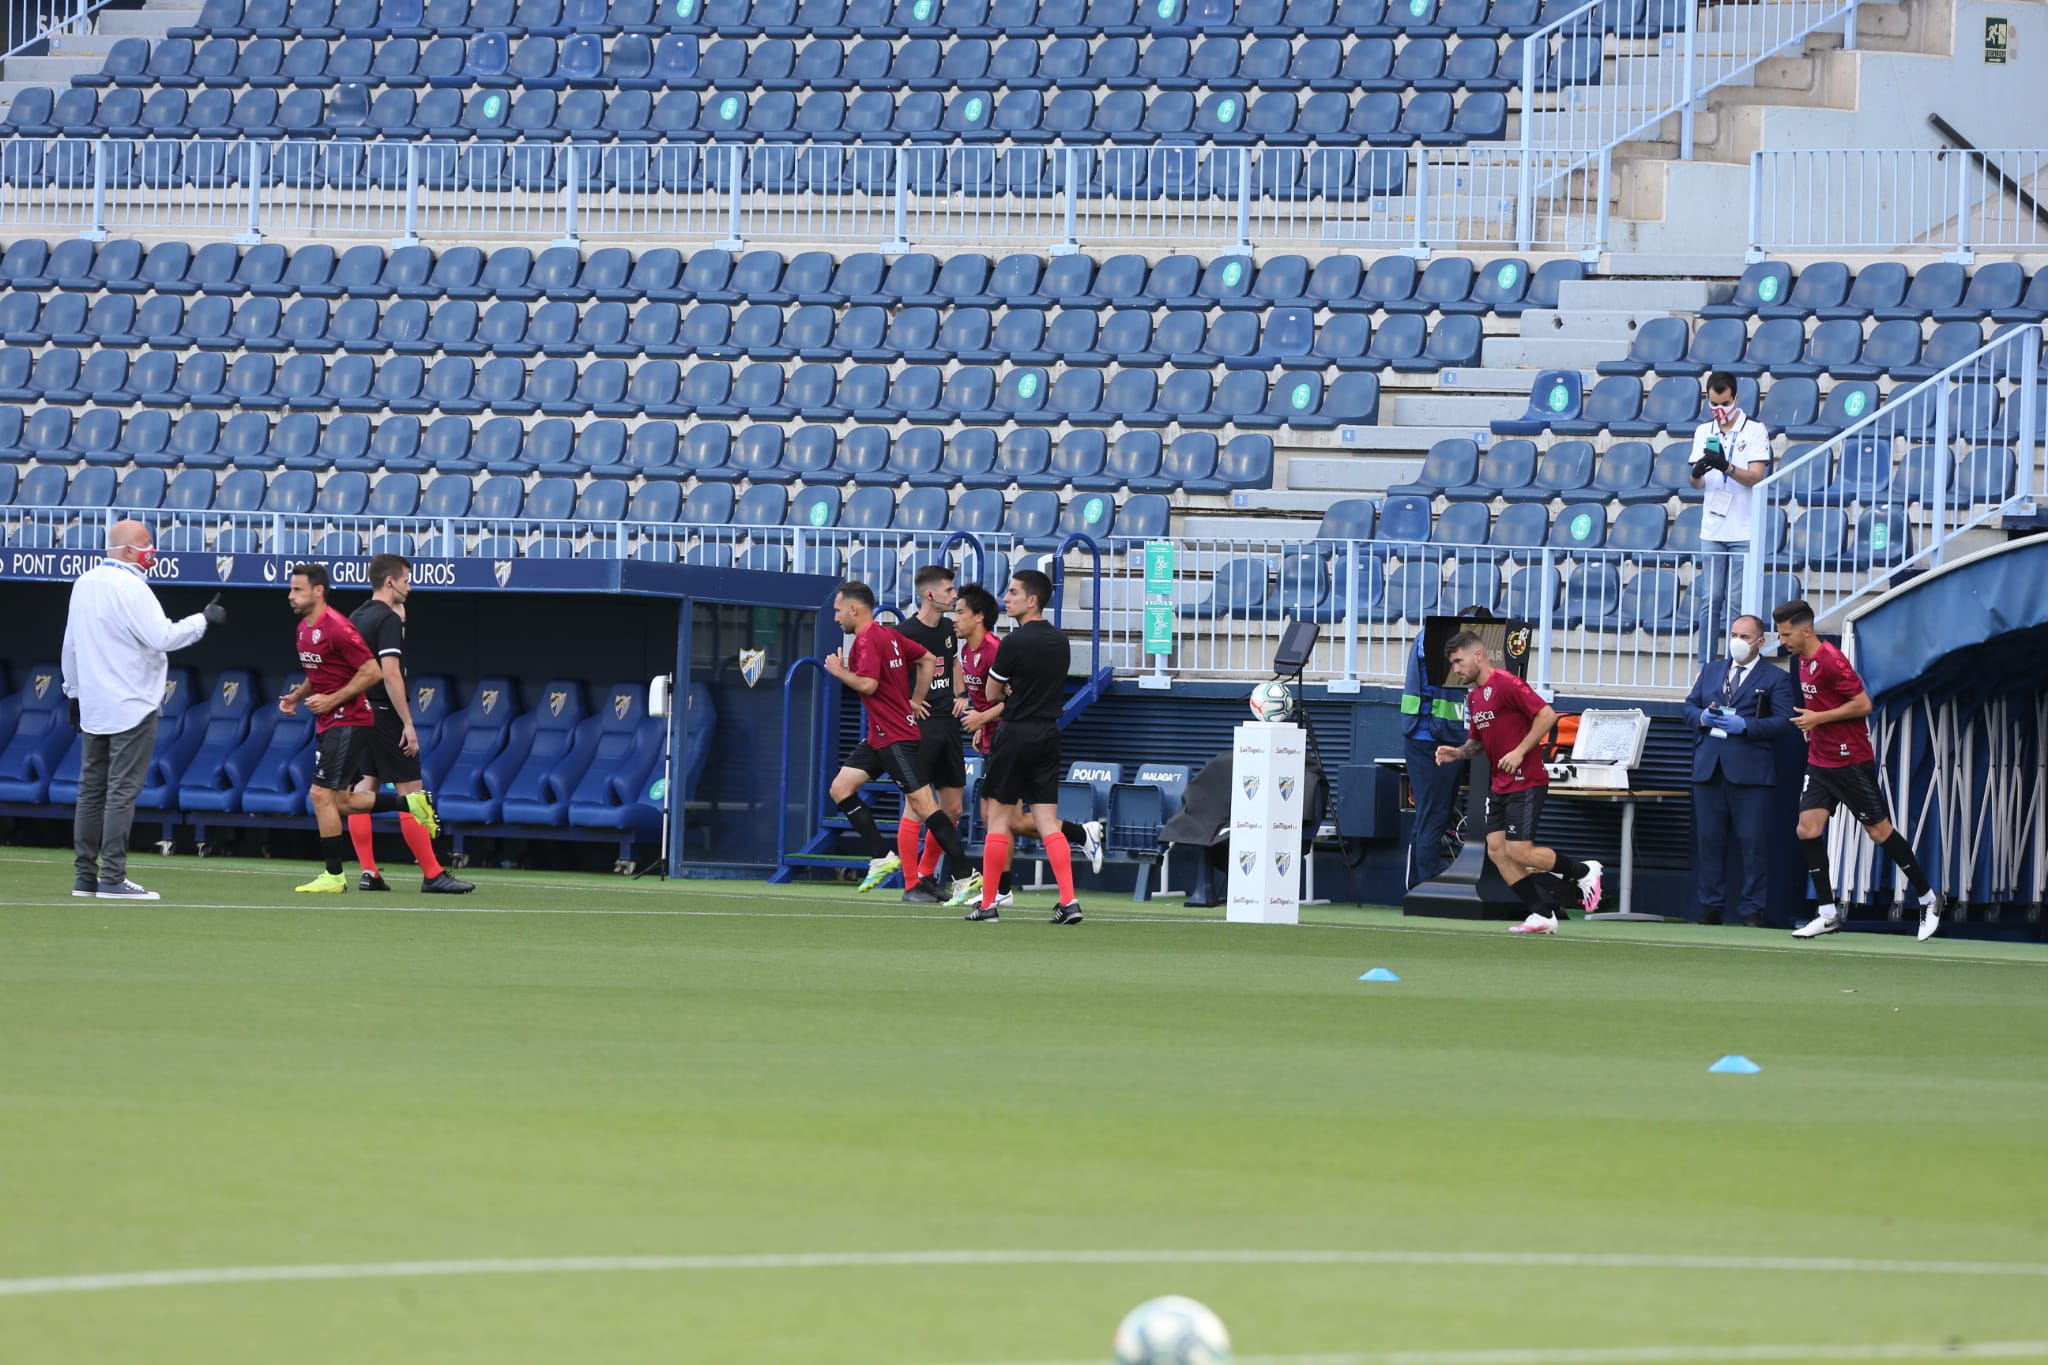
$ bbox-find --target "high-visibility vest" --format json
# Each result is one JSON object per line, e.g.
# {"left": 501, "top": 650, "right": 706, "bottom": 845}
{"left": 1399, "top": 633, "right": 1465, "bottom": 740}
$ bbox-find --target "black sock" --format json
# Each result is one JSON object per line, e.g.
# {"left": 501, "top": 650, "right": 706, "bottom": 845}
{"left": 1879, "top": 831, "right": 1932, "bottom": 899}
{"left": 1062, "top": 820, "right": 1088, "bottom": 845}
{"left": 321, "top": 834, "right": 347, "bottom": 876}
{"left": 1800, "top": 836, "right": 1835, "bottom": 904}
{"left": 925, "top": 810, "right": 968, "bottom": 867}
{"left": 1551, "top": 854, "right": 1589, "bottom": 883}
{"left": 999, "top": 870, "right": 1013, "bottom": 895}
{"left": 837, "top": 795, "right": 888, "bottom": 859}
{"left": 372, "top": 791, "right": 406, "bottom": 814}
{"left": 1510, "top": 878, "right": 1555, "bottom": 913}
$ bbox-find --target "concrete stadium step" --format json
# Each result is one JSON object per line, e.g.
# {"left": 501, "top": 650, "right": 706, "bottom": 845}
{"left": 96, "top": 8, "right": 193, "bottom": 34}
{"left": 1286, "top": 454, "right": 1425, "bottom": 493}
{"left": 1428, "top": 365, "right": 1579, "bottom": 394}
{"left": 1179, "top": 515, "right": 1323, "bottom": 541}
{"left": 1227, "top": 490, "right": 1377, "bottom": 516}
{"left": 1518, "top": 307, "right": 1674, "bottom": 342}
{"left": 1558, "top": 278, "right": 1730, "bottom": 312}
{"left": 2, "top": 54, "right": 103, "bottom": 84}
{"left": 1482, "top": 336, "right": 1631, "bottom": 368}
{"left": 1384, "top": 392, "right": 1525, "bottom": 427}
{"left": 1595, "top": 254, "right": 1749, "bottom": 280}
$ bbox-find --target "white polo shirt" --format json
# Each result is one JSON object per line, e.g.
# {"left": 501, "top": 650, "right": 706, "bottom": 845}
{"left": 1691, "top": 411, "right": 1774, "bottom": 545}
{"left": 60, "top": 559, "right": 209, "bottom": 734}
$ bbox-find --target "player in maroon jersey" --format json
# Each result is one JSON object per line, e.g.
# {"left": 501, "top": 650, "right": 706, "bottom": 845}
{"left": 1773, "top": 598, "right": 1943, "bottom": 941}
{"left": 278, "top": 563, "right": 439, "bottom": 894}
{"left": 823, "top": 581, "right": 972, "bottom": 901}
{"left": 1435, "top": 630, "right": 1603, "bottom": 935}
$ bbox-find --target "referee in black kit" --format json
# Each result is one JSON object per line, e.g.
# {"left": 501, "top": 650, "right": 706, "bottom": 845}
{"left": 346, "top": 553, "right": 474, "bottom": 895}
{"left": 969, "top": 569, "right": 1082, "bottom": 925}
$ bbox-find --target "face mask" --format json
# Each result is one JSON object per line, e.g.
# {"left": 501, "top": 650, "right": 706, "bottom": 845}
{"left": 131, "top": 545, "right": 156, "bottom": 571}
{"left": 1711, "top": 403, "right": 1737, "bottom": 424}
{"left": 1728, "top": 636, "right": 1755, "bottom": 664}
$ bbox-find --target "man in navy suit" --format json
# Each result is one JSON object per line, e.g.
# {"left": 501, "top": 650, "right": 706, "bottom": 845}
{"left": 1683, "top": 613, "right": 1800, "bottom": 925}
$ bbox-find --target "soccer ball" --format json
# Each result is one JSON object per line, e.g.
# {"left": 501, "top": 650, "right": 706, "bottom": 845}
{"left": 1114, "top": 1296, "right": 1232, "bottom": 1365}
{"left": 1248, "top": 679, "right": 1297, "bottom": 723}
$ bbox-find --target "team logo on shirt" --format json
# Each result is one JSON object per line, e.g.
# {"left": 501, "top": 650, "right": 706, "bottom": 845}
{"left": 549, "top": 690, "right": 569, "bottom": 717}
{"left": 739, "top": 648, "right": 766, "bottom": 688}
{"left": 34, "top": 674, "right": 50, "bottom": 698}
{"left": 1482, "top": 686, "right": 1493, "bottom": 701}
{"left": 215, "top": 555, "right": 235, "bottom": 581}
{"left": 613, "top": 694, "right": 632, "bottom": 721}
{"left": 311, "top": 628, "right": 322, "bottom": 644}
{"left": 1238, "top": 851, "right": 1256, "bottom": 874}
{"left": 494, "top": 561, "right": 513, "bottom": 588}
{"left": 1241, "top": 775, "right": 1260, "bottom": 798}
{"left": 1279, "top": 776, "right": 1296, "bottom": 800}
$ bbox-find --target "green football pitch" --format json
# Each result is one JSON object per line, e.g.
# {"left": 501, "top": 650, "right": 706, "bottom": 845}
{"left": 3, "top": 845, "right": 2046, "bottom": 1365}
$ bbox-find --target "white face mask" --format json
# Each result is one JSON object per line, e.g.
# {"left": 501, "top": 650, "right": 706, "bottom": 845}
{"left": 1728, "top": 636, "right": 1756, "bottom": 665}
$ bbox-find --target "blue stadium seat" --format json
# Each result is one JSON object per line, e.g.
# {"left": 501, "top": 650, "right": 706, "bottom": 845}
{"left": 1816, "top": 261, "right": 1906, "bottom": 322}
{"left": 1503, "top": 439, "right": 1597, "bottom": 503}
{"left": 1549, "top": 502, "right": 1608, "bottom": 553}
{"left": 1551, "top": 375, "right": 1641, "bottom": 436}
{"left": 1493, "top": 369, "right": 1581, "bottom": 435}
{"left": 1877, "top": 262, "right": 1966, "bottom": 321}
{"left": 1610, "top": 375, "right": 1703, "bottom": 437}
{"left": 1701, "top": 260, "right": 1792, "bottom": 319}
{"left": 1758, "top": 259, "right": 1849, "bottom": 321}
{"left": 1445, "top": 438, "right": 1535, "bottom": 500}
{"left": 564, "top": 682, "right": 668, "bottom": 837}
{"left": 160, "top": 669, "right": 262, "bottom": 813}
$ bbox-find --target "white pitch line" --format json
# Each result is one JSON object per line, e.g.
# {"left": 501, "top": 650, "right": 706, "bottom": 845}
{"left": 2, "top": 1248, "right": 2047, "bottom": 1300}
{"left": 922, "top": 1344, "right": 2048, "bottom": 1365}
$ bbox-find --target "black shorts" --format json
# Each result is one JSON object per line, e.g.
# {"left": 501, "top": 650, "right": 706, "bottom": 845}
{"left": 356, "top": 707, "right": 422, "bottom": 786}
{"left": 1800, "top": 760, "right": 1890, "bottom": 827}
{"left": 1485, "top": 786, "right": 1545, "bottom": 841}
{"left": 981, "top": 721, "right": 1061, "bottom": 808}
{"left": 917, "top": 719, "right": 966, "bottom": 792}
{"left": 311, "top": 726, "right": 366, "bottom": 792}
{"left": 844, "top": 740, "right": 926, "bottom": 793}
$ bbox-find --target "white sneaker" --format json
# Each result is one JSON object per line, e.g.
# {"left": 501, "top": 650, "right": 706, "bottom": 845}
{"left": 1082, "top": 820, "right": 1105, "bottom": 874}
{"left": 1916, "top": 889, "right": 1942, "bottom": 942}
{"left": 1509, "top": 911, "right": 1559, "bottom": 935}
{"left": 96, "top": 879, "right": 160, "bottom": 901}
{"left": 1792, "top": 905, "right": 1843, "bottom": 938}
{"left": 1575, "top": 860, "right": 1604, "bottom": 913}
{"left": 994, "top": 888, "right": 1014, "bottom": 908}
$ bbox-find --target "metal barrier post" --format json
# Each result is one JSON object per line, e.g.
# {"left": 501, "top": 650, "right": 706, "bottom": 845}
{"left": 884, "top": 145, "right": 910, "bottom": 254}
{"left": 84, "top": 140, "right": 109, "bottom": 243}
{"left": 1234, "top": 147, "right": 1252, "bottom": 250}
{"left": 1407, "top": 149, "right": 1429, "bottom": 258}
{"left": 1534, "top": 547, "right": 1556, "bottom": 694}
{"left": 237, "top": 141, "right": 264, "bottom": 245}
{"left": 1515, "top": 41, "right": 1536, "bottom": 249}
{"left": 1745, "top": 150, "right": 1764, "bottom": 261}
{"left": 395, "top": 142, "right": 423, "bottom": 248}
{"left": 1931, "top": 381, "right": 1951, "bottom": 568}
{"left": 1680, "top": 1, "right": 1697, "bottom": 161}
{"left": 1950, "top": 152, "right": 1975, "bottom": 264}
{"left": 555, "top": 144, "right": 581, "bottom": 249}
{"left": 2022, "top": 324, "right": 2046, "bottom": 508}
{"left": 1591, "top": 146, "right": 1612, "bottom": 262}
{"left": 1054, "top": 145, "right": 1079, "bottom": 256}
{"left": 1331, "top": 540, "right": 1362, "bottom": 694}
{"left": 717, "top": 145, "right": 745, "bottom": 250}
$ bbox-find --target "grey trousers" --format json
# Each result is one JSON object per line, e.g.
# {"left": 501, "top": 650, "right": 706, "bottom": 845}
{"left": 74, "top": 711, "right": 159, "bottom": 887}
{"left": 1694, "top": 548, "right": 1748, "bottom": 663}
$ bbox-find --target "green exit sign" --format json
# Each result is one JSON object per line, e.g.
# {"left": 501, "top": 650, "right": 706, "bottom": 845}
{"left": 1985, "top": 16, "right": 2011, "bottom": 62}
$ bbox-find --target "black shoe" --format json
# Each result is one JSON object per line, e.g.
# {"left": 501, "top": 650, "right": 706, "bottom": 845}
{"left": 72, "top": 876, "right": 98, "bottom": 898}
{"left": 1051, "top": 902, "right": 1084, "bottom": 925}
{"left": 964, "top": 905, "right": 1000, "bottom": 922}
{"left": 359, "top": 871, "right": 390, "bottom": 892}
{"left": 902, "top": 877, "right": 943, "bottom": 904}
{"left": 420, "top": 872, "right": 475, "bottom": 894}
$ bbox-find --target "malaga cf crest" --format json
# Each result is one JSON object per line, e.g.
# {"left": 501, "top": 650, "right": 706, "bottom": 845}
{"left": 1237, "top": 851, "right": 1256, "bottom": 875}
{"left": 33, "top": 674, "right": 51, "bottom": 699}
{"left": 480, "top": 688, "right": 499, "bottom": 714}
{"left": 548, "top": 690, "right": 569, "bottom": 717}
{"left": 415, "top": 685, "right": 435, "bottom": 712}
{"left": 1241, "top": 775, "right": 1260, "bottom": 798}
{"left": 613, "top": 694, "right": 633, "bottom": 721}
{"left": 220, "top": 680, "right": 239, "bottom": 706}
{"left": 1278, "top": 776, "right": 1296, "bottom": 801}
{"left": 493, "top": 561, "right": 513, "bottom": 588}
{"left": 1274, "top": 851, "right": 1292, "bottom": 877}
{"left": 739, "top": 648, "right": 767, "bottom": 688}
{"left": 215, "top": 555, "right": 235, "bottom": 581}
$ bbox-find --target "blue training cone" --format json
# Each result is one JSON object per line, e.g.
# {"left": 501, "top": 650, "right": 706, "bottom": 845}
{"left": 1708, "top": 1055, "right": 1762, "bottom": 1074}
{"left": 1358, "top": 968, "right": 1401, "bottom": 982}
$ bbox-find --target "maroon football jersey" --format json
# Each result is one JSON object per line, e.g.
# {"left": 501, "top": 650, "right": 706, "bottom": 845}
{"left": 958, "top": 631, "right": 1000, "bottom": 753}
{"left": 1797, "top": 641, "right": 1876, "bottom": 767}
{"left": 847, "top": 622, "right": 927, "bottom": 748}
{"left": 296, "top": 606, "right": 374, "bottom": 732}
{"left": 1465, "top": 668, "right": 1551, "bottom": 795}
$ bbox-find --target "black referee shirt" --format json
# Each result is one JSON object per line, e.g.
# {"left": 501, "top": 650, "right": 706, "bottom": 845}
{"left": 989, "top": 619, "right": 1068, "bottom": 726}
{"left": 348, "top": 599, "right": 404, "bottom": 712}
{"left": 896, "top": 614, "right": 957, "bottom": 719}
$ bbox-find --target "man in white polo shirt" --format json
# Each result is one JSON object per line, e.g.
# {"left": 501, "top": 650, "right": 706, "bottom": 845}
{"left": 60, "top": 519, "right": 224, "bottom": 900}
{"left": 1689, "top": 369, "right": 1774, "bottom": 663}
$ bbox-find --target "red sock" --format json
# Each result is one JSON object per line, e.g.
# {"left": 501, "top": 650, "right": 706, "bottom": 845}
{"left": 347, "top": 813, "right": 378, "bottom": 874}
{"left": 1043, "top": 831, "right": 1076, "bottom": 904}
{"left": 918, "top": 828, "right": 945, "bottom": 881}
{"left": 896, "top": 817, "right": 921, "bottom": 879}
{"left": 981, "top": 833, "right": 1012, "bottom": 908}
{"left": 399, "top": 813, "right": 443, "bottom": 879}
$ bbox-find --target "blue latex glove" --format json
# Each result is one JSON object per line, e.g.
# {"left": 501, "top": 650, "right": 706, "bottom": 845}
{"left": 1717, "top": 712, "right": 1748, "bottom": 736}
{"left": 1697, "top": 710, "right": 1716, "bottom": 730}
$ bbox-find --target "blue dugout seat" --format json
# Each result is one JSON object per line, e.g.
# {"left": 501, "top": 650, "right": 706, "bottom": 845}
{"left": 496, "top": 678, "right": 589, "bottom": 825}
{"left": 0, "top": 662, "right": 73, "bottom": 803}
{"left": 167, "top": 669, "right": 261, "bottom": 812}
{"left": 433, "top": 675, "right": 520, "bottom": 823}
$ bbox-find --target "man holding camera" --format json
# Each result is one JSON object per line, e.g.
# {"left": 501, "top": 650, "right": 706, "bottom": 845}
{"left": 1689, "top": 371, "right": 1774, "bottom": 662}
{"left": 1681, "top": 613, "right": 1800, "bottom": 925}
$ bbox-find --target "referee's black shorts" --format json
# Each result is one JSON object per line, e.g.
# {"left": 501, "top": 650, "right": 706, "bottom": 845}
{"left": 844, "top": 740, "right": 926, "bottom": 793}
{"left": 980, "top": 720, "right": 1061, "bottom": 807}
{"left": 917, "top": 717, "right": 966, "bottom": 792}
{"left": 356, "top": 706, "right": 422, "bottom": 786}
{"left": 311, "top": 725, "right": 367, "bottom": 792}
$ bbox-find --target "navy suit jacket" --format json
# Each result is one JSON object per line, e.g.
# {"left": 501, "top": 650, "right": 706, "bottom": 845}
{"left": 1683, "top": 658, "right": 1801, "bottom": 785}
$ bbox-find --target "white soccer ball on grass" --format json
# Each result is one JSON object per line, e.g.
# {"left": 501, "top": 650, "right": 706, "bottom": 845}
{"left": 1113, "top": 1295, "right": 1232, "bottom": 1365}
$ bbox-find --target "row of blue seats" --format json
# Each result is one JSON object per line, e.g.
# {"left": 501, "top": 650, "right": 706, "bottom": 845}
{"left": 1389, "top": 436, "right": 2019, "bottom": 510}
{"left": 1496, "top": 371, "right": 2035, "bottom": 445}
{"left": 0, "top": 297, "right": 1485, "bottom": 374}
{"left": 0, "top": 405, "right": 1275, "bottom": 491}
{"left": 83, "top": 30, "right": 1555, "bottom": 103}
{"left": 165, "top": 0, "right": 1590, "bottom": 49}
{"left": 0, "top": 352, "right": 1382, "bottom": 432}
{"left": 1710, "top": 260, "right": 2048, "bottom": 327}
{"left": 0, "top": 665, "right": 693, "bottom": 840}
{"left": 0, "top": 462, "right": 1176, "bottom": 542}
{"left": 1182, "top": 555, "right": 1799, "bottom": 631}
{"left": 0, "top": 239, "right": 1568, "bottom": 318}
{"left": 1600, "top": 315, "right": 2044, "bottom": 384}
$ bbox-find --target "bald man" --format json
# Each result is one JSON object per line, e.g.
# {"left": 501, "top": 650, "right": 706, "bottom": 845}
{"left": 61, "top": 521, "right": 224, "bottom": 900}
